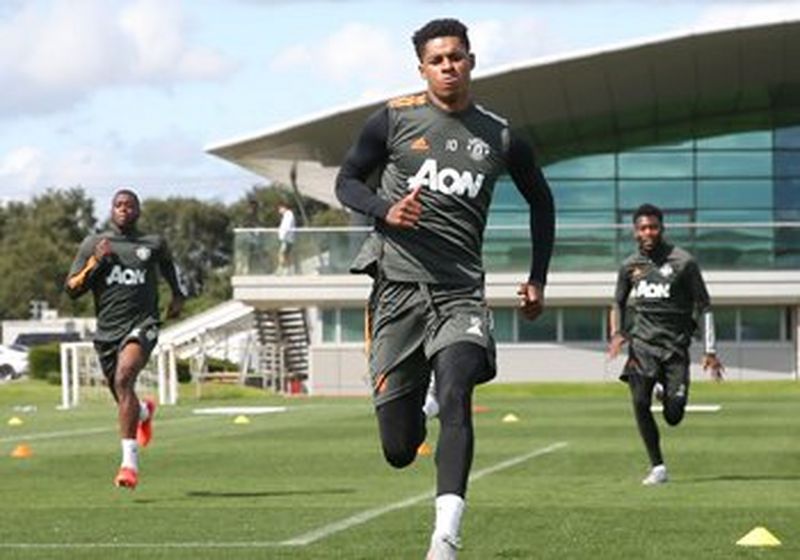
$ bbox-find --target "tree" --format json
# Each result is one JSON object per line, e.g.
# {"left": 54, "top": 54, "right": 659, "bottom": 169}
{"left": 0, "top": 188, "right": 96, "bottom": 319}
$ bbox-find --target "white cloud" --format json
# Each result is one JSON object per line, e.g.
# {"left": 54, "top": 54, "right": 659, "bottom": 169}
{"left": 269, "top": 44, "right": 312, "bottom": 72}
{"left": 693, "top": 1, "right": 800, "bottom": 31}
{"left": 0, "top": 140, "right": 258, "bottom": 205}
{"left": 0, "top": 147, "right": 45, "bottom": 197}
{"left": 0, "top": 0, "right": 235, "bottom": 117}
{"left": 269, "top": 17, "right": 562, "bottom": 100}
{"left": 470, "top": 17, "right": 562, "bottom": 69}
{"left": 270, "top": 22, "right": 418, "bottom": 95}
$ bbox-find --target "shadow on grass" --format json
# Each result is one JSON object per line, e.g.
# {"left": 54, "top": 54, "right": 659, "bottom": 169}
{"left": 185, "top": 488, "right": 357, "bottom": 498}
{"left": 680, "top": 474, "right": 800, "bottom": 483}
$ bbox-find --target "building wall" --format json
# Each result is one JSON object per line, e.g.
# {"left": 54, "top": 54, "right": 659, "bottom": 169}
{"left": 307, "top": 340, "right": 795, "bottom": 396}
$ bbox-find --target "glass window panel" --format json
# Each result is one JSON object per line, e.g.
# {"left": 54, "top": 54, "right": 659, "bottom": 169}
{"left": 714, "top": 307, "right": 736, "bottom": 341}
{"left": 696, "top": 209, "right": 772, "bottom": 223}
{"left": 550, "top": 180, "right": 615, "bottom": 210}
{"left": 619, "top": 180, "right": 693, "bottom": 210}
{"left": 775, "top": 178, "right": 800, "bottom": 209}
{"left": 694, "top": 210, "right": 773, "bottom": 268}
{"left": 632, "top": 139, "right": 694, "bottom": 151}
{"left": 518, "top": 308, "right": 557, "bottom": 342}
{"left": 491, "top": 308, "right": 514, "bottom": 342}
{"left": 696, "top": 130, "right": 772, "bottom": 149}
{"left": 775, "top": 126, "right": 800, "bottom": 149}
{"left": 775, "top": 151, "right": 800, "bottom": 177}
{"left": 544, "top": 154, "right": 615, "bottom": 179}
{"left": 553, "top": 212, "right": 616, "bottom": 271}
{"left": 697, "top": 180, "right": 773, "bottom": 209}
{"left": 490, "top": 179, "right": 525, "bottom": 209}
{"left": 618, "top": 152, "right": 693, "bottom": 178}
{"left": 340, "top": 308, "right": 365, "bottom": 343}
{"left": 697, "top": 152, "right": 772, "bottom": 178}
{"left": 563, "top": 307, "right": 604, "bottom": 341}
{"left": 322, "top": 309, "right": 337, "bottom": 343}
{"left": 740, "top": 306, "right": 781, "bottom": 341}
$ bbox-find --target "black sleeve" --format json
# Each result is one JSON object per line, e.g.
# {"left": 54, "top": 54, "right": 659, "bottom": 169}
{"left": 158, "top": 238, "right": 186, "bottom": 299}
{"left": 613, "top": 264, "right": 633, "bottom": 336}
{"left": 64, "top": 235, "right": 109, "bottom": 299}
{"left": 335, "top": 107, "right": 393, "bottom": 220}
{"left": 506, "top": 136, "right": 555, "bottom": 286}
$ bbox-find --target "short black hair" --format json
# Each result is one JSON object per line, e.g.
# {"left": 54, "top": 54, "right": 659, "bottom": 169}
{"left": 112, "top": 188, "right": 140, "bottom": 206}
{"left": 633, "top": 203, "right": 663, "bottom": 224}
{"left": 412, "top": 18, "right": 470, "bottom": 61}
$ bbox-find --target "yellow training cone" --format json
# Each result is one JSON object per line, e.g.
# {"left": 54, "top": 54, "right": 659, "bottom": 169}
{"left": 417, "top": 442, "right": 433, "bottom": 456}
{"left": 233, "top": 415, "right": 250, "bottom": 425}
{"left": 736, "top": 527, "right": 781, "bottom": 547}
{"left": 502, "top": 413, "right": 520, "bottom": 423}
{"left": 11, "top": 444, "right": 33, "bottom": 458}
{"left": 7, "top": 417, "right": 23, "bottom": 426}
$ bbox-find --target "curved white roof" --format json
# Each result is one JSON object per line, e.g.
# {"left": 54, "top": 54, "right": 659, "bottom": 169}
{"left": 207, "top": 18, "right": 800, "bottom": 206}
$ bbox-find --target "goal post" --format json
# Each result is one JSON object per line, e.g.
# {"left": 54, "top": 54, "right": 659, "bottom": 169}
{"left": 59, "top": 342, "right": 178, "bottom": 409}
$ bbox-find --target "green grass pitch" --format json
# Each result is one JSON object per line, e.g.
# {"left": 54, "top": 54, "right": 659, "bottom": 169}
{"left": 0, "top": 379, "right": 798, "bottom": 559}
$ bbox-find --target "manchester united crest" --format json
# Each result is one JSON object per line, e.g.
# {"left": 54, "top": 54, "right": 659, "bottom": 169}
{"left": 467, "top": 137, "right": 490, "bottom": 161}
{"left": 136, "top": 246, "right": 151, "bottom": 261}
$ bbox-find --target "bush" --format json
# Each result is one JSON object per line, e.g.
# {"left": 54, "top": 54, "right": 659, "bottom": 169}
{"left": 28, "top": 342, "right": 62, "bottom": 384}
{"left": 175, "top": 356, "right": 239, "bottom": 384}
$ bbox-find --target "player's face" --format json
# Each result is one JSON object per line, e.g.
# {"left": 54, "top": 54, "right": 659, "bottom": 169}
{"left": 634, "top": 215, "right": 663, "bottom": 253}
{"left": 111, "top": 193, "right": 140, "bottom": 230}
{"left": 418, "top": 36, "right": 474, "bottom": 108}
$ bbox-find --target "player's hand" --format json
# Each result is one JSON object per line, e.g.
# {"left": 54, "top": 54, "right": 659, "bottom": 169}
{"left": 517, "top": 281, "right": 544, "bottom": 321}
{"left": 166, "top": 296, "right": 184, "bottom": 320}
{"left": 384, "top": 186, "right": 422, "bottom": 228}
{"left": 94, "top": 238, "right": 112, "bottom": 260}
{"left": 607, "top": 332, "right": 627, "bottom": 359}
{"left": 702, "top": 353, "right": 724, "bottom": 382}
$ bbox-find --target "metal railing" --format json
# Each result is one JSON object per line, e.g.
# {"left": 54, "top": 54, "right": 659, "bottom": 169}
{"left": 233, "top": 223, "right": 800, "bottom": 276}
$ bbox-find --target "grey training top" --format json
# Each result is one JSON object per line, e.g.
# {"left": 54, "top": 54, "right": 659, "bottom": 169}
{"left": 65, "top": 225, "right": 184, "bottom": 342}
{"left": 337, "top": 94, "right": 554, "bottom": 287}
{"left": 614, "top": 241, "right": 716, "bottom": 354}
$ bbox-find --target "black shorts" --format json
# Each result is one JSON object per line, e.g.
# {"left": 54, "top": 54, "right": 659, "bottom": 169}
{"left": 94, "top": 322, "right": 159, "bottom": 381}
{"left": 620, "top": 339, "right": 690, "bottom": 400}
{"left": 367, "top": 279, "right": 497, "bottom": 407}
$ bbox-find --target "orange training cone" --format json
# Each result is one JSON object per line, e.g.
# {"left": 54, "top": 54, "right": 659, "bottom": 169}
{"left": 417, "top": 442, "right": 433, "bottom": 456}
{"left": 11, "top": 444, "right": 33, "bottom": 458}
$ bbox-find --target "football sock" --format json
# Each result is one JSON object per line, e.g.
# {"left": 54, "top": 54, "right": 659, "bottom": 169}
{"left": 433, "top": 494, "right": 465, "bottom": 540}
{"left": 121, "top": 438, "right": 139, "bottom": 471}
{"left": 138, "top": 399, "right": 150, "bottom": 422}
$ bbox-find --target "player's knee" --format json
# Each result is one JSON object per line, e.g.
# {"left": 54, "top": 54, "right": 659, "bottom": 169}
{"left": 663, "top": 400, "right": 686, "bottom": 426}
{"left": 113, "top": 368, "right": 137, "bottom": 394}
{"left": 382, "top": 444, "right": 417, "bottom": 469}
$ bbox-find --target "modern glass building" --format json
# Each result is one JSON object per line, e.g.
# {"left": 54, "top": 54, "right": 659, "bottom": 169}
{"left": 208, "top": 19, "right": 800, "bottom": 392}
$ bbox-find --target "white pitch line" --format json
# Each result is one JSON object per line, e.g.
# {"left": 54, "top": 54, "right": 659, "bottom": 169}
{"left": 281, "top": 440, "right": 569, "bottom": 546}
{"left": 0, "top": 541, "right": 282, "bottom": 550}
{"left": 0, "top": 415, "right": 212, "bottom": 444}
{"left": 0, "top": 441, "right": 568, "bottom": 551}
{"left": 650, "top": 404, "right": 721, "bottom": 413}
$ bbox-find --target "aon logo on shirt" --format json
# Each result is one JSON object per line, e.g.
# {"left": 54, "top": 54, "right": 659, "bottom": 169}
{"left": 106, "top": 265, "right": 146, "bottom": 286}
{"left": 634, "top": 279, "right": 670, "bottom": 299}
{"left": 407, "top": 159, "right": 484, "bottom": 198}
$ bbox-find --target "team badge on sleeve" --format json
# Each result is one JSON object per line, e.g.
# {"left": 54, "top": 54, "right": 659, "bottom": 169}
{"left": 136, "top": 246, "right": 151, "bottom": 261}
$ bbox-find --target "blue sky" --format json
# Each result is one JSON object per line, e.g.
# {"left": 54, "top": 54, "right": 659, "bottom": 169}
{"left": 1, "top": 0, "right": 798, "bottom": 207}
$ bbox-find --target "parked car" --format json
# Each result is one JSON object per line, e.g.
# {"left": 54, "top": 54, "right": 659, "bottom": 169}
{"left": 0, "top": 344, "right": 29, "bottom": 380}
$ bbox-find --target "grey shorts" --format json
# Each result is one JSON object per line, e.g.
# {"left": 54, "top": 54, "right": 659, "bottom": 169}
{"left": 620, "top": 338, "right": 690, "bottom": 400}
{"left": 367, "top": 279, "right": 497, "bottom": 407}
{"left": 94, "top": 321, "right": 159, "bottom": 381}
